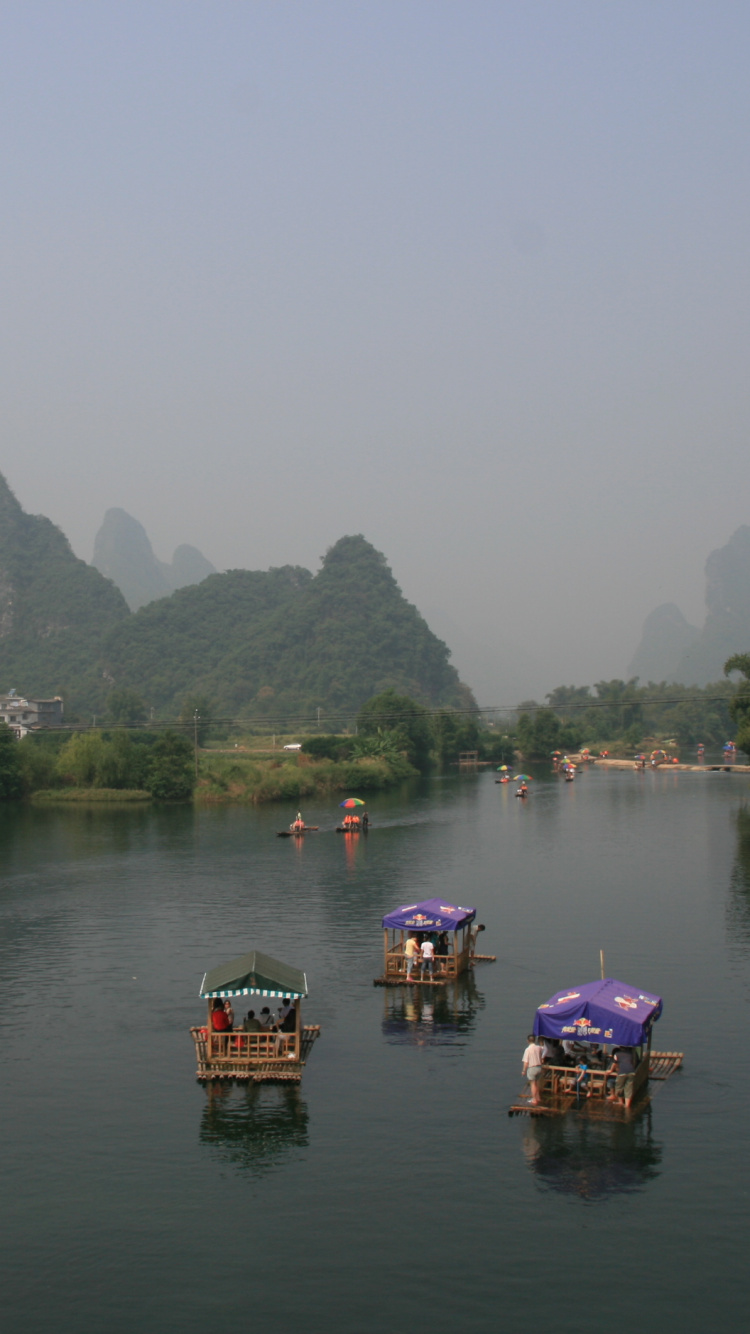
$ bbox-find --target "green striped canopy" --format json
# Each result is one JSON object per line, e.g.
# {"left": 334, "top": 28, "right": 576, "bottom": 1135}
{"left": 200, "top": 950, "right": 308, "bottom": 1000}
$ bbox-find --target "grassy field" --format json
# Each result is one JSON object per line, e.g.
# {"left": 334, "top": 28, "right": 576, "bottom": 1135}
{"left": 194, "top": 750, "right": 416, "bottom": 804}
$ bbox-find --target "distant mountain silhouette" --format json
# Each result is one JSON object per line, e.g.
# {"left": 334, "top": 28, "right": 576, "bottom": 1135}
{"left": 171, "top": 544, "right": 216, "bottom": 591}
{"left": 0, "top": 473, "right": 128, "bottom": 709}
{"left": 92, "top": 508, "right": 216, "bottom": 610}
{"left": 628, "top": 526, "right": 750, "bottom": 686}
{"left": 627, "top": 603, "right": 700, "bottom": 683}
{"left": 672, "top": 526, "right": 750, "bottom": 685}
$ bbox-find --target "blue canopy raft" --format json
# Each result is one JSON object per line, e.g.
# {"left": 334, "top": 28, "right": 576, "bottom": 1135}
{"left": 189, "top": 949, "right": 320, "bottom": 1083}
{"left": 374, "top": 898, "right": 496, "bottom": 986}
{"left": 509, "top": 977, "right": 683, "bottom": 1120}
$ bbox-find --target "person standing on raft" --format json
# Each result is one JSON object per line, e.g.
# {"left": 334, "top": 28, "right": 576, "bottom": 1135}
{"left": 522, "top": 1034, "right": 545, "bottom": 1106}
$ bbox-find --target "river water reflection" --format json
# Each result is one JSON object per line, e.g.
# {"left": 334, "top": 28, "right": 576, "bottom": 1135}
{"left": 0, "top": 767, "right": 749, "bottom": 1331}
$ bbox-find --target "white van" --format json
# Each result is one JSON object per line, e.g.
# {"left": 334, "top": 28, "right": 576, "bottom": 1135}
{"left": 283, "top": 743, "right": 302, "bottom": 751}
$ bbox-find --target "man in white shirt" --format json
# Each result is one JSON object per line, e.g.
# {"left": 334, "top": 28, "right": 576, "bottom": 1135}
{"left": 522, "top": 1034, "right": 545, "bottom": 1106}
{"left": 420, "top": 937, "right": 435, "bottom": 980}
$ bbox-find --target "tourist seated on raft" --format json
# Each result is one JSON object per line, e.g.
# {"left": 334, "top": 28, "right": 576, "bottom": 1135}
{"left": 277, "top": 998, "right": 296, "bottom": 1031}
{"left": 243, "top": 1009, "right": 262, "bottom": 1032}
{"left": 290, "top": 813, "right": 305, "bottom": 832}
{"left": 542, "top": 1038, "right": 564, "bottom": 1065}
{"left": 211, "top": 999, "right": 232, "bottom": 1032}
{"left": 258, "top": 1006, "right": 277, "bottom": 1031}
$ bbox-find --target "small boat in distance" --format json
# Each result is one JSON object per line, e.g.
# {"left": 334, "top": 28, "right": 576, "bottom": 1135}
{"left": 277, "top": 811, "right": 319, "bottom": 836}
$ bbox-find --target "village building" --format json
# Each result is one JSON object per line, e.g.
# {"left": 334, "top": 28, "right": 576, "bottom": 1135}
{"left": 0, "top": 692, "right": 63, "bottom": 738}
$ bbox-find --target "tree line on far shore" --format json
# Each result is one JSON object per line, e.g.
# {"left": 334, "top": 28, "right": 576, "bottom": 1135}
{"left": 1, "top": 667, "right": 748, "bottom": 802}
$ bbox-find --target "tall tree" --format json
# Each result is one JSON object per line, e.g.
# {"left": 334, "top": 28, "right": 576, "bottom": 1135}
{"left": 0, "top": 722, "right": 22, "bottom": 799}
{"left": 146, "top": 731, "right": 195, "bottom": 800}
{"left": 357, "top": 689, "right": 433, "bottom": 770}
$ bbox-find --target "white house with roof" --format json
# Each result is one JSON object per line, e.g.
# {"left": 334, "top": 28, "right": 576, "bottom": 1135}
{"left": 0, "top": 692, "right": 64, "bottom": 738}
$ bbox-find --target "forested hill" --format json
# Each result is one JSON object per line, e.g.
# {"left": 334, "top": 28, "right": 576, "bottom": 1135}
{"left": 102, "top": 535, "right": 474, "bottom": 719}
{"left": 0, "top": 473, "right": 129, "bottom": 706}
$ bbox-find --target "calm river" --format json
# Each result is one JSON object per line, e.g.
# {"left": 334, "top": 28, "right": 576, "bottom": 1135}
{"left": 1, "top": 766, "right": 749, "bottom": 1332}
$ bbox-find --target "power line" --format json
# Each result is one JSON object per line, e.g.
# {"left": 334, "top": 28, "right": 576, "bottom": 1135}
{"left": 25, "top": 690, "right": 738, "bottom": 735}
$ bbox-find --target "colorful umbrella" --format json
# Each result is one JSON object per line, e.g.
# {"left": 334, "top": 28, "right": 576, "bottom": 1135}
{"left": 497, "top": 764, "right": 509, "bottom": 771}
{"left": 514, "top": 774, "right": 534, "bottom": 781}
{"left": 339, "top": 797, "right": 365, "bottom": 808}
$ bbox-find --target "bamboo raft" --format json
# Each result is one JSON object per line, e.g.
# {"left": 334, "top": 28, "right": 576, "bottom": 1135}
{"left": 277, "top": 827, "right": 319, "bottom": 837}
{"left": 192, "top": 1024, "right": 321, "bottom": 1082}
{"left": 193, "top": 949, "right": 320, "bottom": 1085}
{"left": 508, "top": 1051, "right": 683, "bottom": 1120}
{"left": 373, "top": 955, "right": 496, "bottom": 986}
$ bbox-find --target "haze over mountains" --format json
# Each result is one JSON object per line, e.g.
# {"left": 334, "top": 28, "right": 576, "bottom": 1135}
{"left": 0, "top": 474, "right": 473, "bottom": 720}
{"left": 628, "top": 526, "right": 750, "bottom": 686}
{"left": 92, "top": 508, "right": 216, "bottom": 611}
{"left": 4, "top": 460, "right": 750, "bottom": 720}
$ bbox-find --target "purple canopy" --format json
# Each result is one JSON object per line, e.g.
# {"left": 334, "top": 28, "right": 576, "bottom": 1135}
{"left": 382, "top": 898, "right": 476, "bottom": 932}
{"left": 533, "top": 978, "right": 663, "bottom": 1048}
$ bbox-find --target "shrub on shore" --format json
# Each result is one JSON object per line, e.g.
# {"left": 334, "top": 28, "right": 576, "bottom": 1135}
{"left": 195, "top": 750, "right": 416, "bottom": 804}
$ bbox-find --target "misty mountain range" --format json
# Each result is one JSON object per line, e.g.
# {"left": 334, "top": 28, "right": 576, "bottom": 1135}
{"left": 2, "top": 465, "right": 750, "bottom": 718}
{"left": 628, "top": 525, "right": 750, "bottom": 685}
{"left": 0, "top": 473, "right": 472, "bottom": 719}
{"left": 92, "top": 508, "right": 217, "bottom": 611}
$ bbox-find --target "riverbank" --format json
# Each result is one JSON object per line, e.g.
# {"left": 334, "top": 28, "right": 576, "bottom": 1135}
{"left": 25, "top": 752, "right": 417, "bottom": 806}
{"left": 588, "top": 757, "right": 750, "bottom": 774}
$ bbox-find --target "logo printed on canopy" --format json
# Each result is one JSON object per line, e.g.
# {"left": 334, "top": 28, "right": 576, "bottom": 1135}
{"left": 532, "top": 977, "right": 663, "bottom": 1049}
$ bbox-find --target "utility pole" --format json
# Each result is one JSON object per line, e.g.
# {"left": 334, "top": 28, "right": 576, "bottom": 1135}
{"left": 194, "top": 711, "right": 200, "bottom": 779}
{"left": 317, "top": 707, "right": 321, "bottom": 730}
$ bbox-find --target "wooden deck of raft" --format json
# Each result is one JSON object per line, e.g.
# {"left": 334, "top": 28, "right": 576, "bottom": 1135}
{"left": 192, "top": 1024, "right": 321, "bottom": 1083}
{"left": 508, "top": 1051, "right": 683, "bottom": 1121}
{"left": 373, "top": 955, "right": 496, "bottom": 987}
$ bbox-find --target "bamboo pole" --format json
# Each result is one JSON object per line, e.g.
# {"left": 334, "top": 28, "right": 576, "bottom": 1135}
{"left": 600, "top": 949, "right": 605, "bottom": 980}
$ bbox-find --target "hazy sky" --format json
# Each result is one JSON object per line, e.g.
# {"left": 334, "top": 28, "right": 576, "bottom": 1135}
{"left": 3, "top": 2, "right": 749, "bottom": 703}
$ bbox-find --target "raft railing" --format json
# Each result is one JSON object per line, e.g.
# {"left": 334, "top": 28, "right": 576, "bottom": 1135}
{"left": 539, "top": 1050, "right": 651, "bottom": 1102}
{"left": 191, "top": 1024, "right": 322, "bottom": 1080}
{"left": 384, "top": 946, "right": 468, "bottom": 980}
